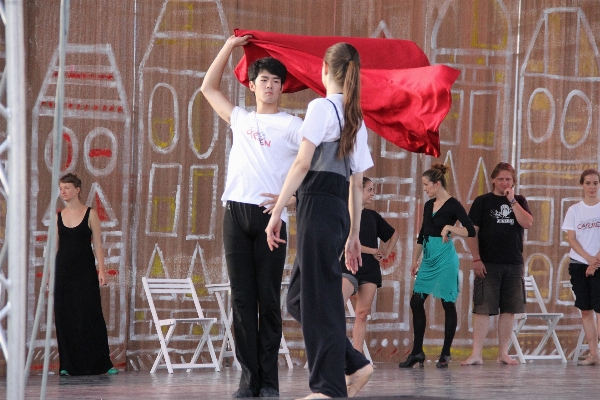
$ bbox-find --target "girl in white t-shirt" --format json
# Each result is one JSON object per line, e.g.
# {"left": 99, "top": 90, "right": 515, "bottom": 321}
{"left": 266, "top": 43, "right": 374, "bottom": 399}
{"left": 562, "top": 168, "right": 600, "bottom": 365}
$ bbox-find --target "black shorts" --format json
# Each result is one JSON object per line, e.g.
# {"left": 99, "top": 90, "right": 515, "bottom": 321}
{"left": 472, "top": 263, "right": 526, "bottom": 315}
{"left": 569, "top": 262, "right": 600, "bottom": 313}
{"left": 342, "top": 273, "right": 375, "bottom": 296}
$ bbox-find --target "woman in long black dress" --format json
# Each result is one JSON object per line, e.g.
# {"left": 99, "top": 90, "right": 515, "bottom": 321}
{"left": 55, "top": 173, "right": 117, "bottom": 376}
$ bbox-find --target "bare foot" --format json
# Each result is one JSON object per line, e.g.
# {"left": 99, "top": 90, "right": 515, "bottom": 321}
{"left": 497, "top": 354, "right": 519, "bottom": 365}
{"left": 577, "top": 355, "right": 600, "bottom": 365}
{"left": 461, "top": 355, "right": 483, "bottom": 366}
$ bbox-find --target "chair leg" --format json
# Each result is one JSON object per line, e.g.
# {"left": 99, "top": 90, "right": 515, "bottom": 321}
{"left": 187, "top": 323, "right": 218, "bottom": 372}
{"left": 510, "top": 330, "right": 526, "bottom": 364}
{"left": 153, "top": 325, "right": 175, "bottom": 373}
{"left": 551, "top": 330, "right": 567, "bottom": 363}
{"left": 530, "top": 320, "right": 556, "bottom": 356}
{"left": 205, "top": 325, "right": 221, "bottom": 372}
{"left": 188, "top": 328, "right": 208, "bottom": 372}
{"left": 573, "top": 327, "right": 586, "bottom": 362}
{"left": 280, "top": 334, "right": 293, "bottom": 369}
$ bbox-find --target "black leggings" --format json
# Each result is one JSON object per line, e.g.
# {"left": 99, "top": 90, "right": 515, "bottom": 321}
{"left": 409, "top": 292, "right": 457, "bottom": 357}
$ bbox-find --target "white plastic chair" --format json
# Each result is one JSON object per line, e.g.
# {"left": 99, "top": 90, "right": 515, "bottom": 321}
{"left": 142, "top": 277, "right": 220, "bottom": 373}
{"left": 560, "top": 280, "right": 600, "bottom": 362}
{"left": 508, "top": 276, "right": 567, "bottom": 363}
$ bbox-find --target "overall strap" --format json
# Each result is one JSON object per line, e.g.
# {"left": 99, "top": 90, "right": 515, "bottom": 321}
{"left": 325, "top": 98, "right": 343, "bottom": 134}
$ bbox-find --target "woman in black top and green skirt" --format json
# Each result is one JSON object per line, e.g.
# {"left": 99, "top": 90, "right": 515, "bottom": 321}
{"left": 399, "top": 164, "right": 475, "bottom": 368}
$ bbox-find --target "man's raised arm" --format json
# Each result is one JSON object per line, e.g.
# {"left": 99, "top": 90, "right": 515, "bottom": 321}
{"left": 200, "top": 34, "right": 251, "bottom": 125}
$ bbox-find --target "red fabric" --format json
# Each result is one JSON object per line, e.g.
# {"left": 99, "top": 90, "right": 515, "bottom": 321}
{"left": 233, "top": 29, "right": 460, "bottom": 157}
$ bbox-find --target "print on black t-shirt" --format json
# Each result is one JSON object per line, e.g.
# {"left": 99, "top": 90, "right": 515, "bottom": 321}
{"left": 490, "top": 204, "right": 515, "bottom": 225}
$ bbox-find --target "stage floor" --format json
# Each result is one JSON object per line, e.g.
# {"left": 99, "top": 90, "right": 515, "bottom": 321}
{"left": 2, "top": 360, "right": 598, "bottom": 399}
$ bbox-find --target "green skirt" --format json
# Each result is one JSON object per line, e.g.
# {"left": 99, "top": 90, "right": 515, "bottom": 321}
{"left": 413, "top": 236, "right": 459, "bottom": 302}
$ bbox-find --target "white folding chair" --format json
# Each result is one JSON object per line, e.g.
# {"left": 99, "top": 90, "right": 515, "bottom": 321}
{"left": 560, "top": 281, "right": 600, "bottom": 362}
{"left": 508, "top": 276, "right": 567, "bottom": 363}
{"left": 142, "top": 277, "right": 220, "bottom": 373}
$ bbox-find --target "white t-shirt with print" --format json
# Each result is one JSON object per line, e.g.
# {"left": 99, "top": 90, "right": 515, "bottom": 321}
{"left": 300, "top": 94, "right": 373, "bottom": 174}
{"left": 561, "top": 200, "right": 600, "bottom": 264}
{"left": 222, "top": 106, "right": 303, "bottom": 223}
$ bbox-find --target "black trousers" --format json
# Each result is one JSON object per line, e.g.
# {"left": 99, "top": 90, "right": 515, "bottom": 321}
{"left": 223, "top": 201, "right": 287, "bottom": 395}
{"left": 287, "top": 194, "right": 370, "bottom": 398}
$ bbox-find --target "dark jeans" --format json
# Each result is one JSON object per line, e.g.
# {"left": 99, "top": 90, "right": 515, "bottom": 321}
{"left": 223, "top": 201, "right": 287, "bottom": 395}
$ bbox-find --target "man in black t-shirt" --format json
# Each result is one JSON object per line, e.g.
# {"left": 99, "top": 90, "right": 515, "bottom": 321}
{"left": 461, "top": 162, "right": 533, "bottom": 366}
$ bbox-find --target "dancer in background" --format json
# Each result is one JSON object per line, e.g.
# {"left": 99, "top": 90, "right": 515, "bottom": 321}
{"left": 201, "top": 35, "right": 302, "bottom": 398}
{"left": 562, "top": 169, "right": 600, "bottom": 365}
{"left": 266, "top": 42, "right": 373, "bottom": 399}
{"left": 342, "top": 177, "right": 398, "bottom": 353}
{"left": 399, "top": 164, "right": 475, "bottom": 368}
{"left": 462, "top": 162, "right": 533, "bottom": 366}
{"left": 54, "top": 173, "right": 117, "bottom": 376}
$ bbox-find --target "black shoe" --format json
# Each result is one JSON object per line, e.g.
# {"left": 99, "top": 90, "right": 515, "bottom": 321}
{"left": 259, "top": 387, "right": 279, "bottom": 397}
{"left": 436, "top": 354, "right": 451, "bottom": 368}
{"left": 232, "top": 388, "right": 254, "bottom": 398}
{"left": 399, "top": 352, "right": 425, "bottom": 368}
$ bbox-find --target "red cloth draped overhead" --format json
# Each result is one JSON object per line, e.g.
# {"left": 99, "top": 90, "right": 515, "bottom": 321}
{"left": 233, "top": 29, "right": 460, "bottom": 157}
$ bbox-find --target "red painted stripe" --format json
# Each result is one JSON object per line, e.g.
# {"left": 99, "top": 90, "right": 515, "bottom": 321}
{"left": 30, "top": 363, "right": 59, "bottom": 370}
{"left": 52, "top": 71, "right": 114, "bottom": 81}
{"left": 89, "top": 149, "right": 112, "bottom": 158}
{"left": 62, "top": 133, "right": 73, "bottom": 170}
{"left": 41, "top": 102, "right": 124, "bottom": 113}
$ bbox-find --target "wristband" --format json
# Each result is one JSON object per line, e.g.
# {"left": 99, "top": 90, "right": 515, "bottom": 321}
{"left": 473, "top": 259, "right": 481, "bottom": 263}
{"left": 509, "top": 198, "right": 517, "bottom": 205}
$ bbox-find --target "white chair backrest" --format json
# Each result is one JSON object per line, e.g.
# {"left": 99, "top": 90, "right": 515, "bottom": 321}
{"left": 524, "top": 276, "right": 548, "bottom": 314}
{"left": 143, "top": 277, "right": 206, "bottom": 319}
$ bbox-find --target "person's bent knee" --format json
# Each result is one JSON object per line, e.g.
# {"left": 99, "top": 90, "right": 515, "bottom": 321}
{"left": 355, "top": 309, "right": 370, "bottom": 322}
{"left": 410, "top": 293, "right": 426, "bottom": 310}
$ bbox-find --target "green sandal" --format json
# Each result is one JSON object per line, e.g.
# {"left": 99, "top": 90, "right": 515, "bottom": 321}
{"left": 59, "top": 370, "right": 68, "bottom": 376}
{"left": 107, "top": 367, "right": 119, "bottom": 375}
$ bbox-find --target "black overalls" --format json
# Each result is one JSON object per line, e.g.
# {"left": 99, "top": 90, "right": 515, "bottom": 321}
{"left": 286, "top": 101, "right": 370, "bottom": 397}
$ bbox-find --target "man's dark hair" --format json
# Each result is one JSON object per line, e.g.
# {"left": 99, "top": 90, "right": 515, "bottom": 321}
{"left": 248, "top": 57, "right": 287, "bottom": 84}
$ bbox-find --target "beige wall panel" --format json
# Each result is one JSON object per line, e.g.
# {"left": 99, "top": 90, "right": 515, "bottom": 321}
{"left": 3, "top": 0, "right": 599, "bottom": 373}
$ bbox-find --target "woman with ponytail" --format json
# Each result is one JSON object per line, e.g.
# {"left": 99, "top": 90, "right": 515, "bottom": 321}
{"left": 399, "top": 164, "right": 475, "bottom": 369}
{"left": 266, "top": 43, "right": 374, "bottom": 398}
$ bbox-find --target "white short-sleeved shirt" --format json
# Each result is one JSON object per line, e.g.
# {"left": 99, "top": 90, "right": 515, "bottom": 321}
{"left": 222, "top": 106, "right": 303, "bottom": 223}
{"left": 300, "top": 94, "right": 373, "bottom": 174}
{"left": 561, "top": 200, "right": 600, "bottom": 264}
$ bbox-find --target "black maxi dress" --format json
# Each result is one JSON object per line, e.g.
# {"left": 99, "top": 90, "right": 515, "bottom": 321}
{"left": 54, "top": 207, "right": 114, "bottom": 375}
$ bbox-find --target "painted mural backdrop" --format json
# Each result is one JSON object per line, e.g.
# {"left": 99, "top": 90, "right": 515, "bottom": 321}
{"left": 2, "top": 0, "right": 598, "bottom": 373}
